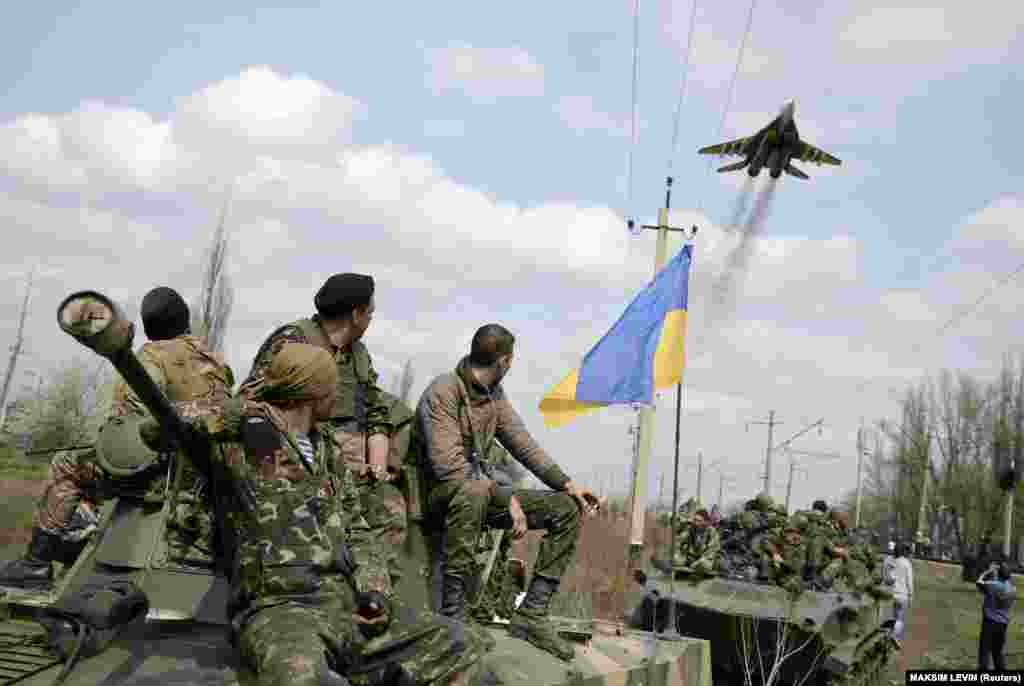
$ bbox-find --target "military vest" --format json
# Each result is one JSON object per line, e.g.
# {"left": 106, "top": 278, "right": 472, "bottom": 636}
{"left": 288, "top": 318, "right": 374, "bottom": 423}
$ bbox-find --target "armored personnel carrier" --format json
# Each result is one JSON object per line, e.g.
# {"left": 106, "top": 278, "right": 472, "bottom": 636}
{"left": 0, "top": 290, "right": 711, "bottom": 686}
{"left": 626, "top": 516, "right": 895, "bottom": 685}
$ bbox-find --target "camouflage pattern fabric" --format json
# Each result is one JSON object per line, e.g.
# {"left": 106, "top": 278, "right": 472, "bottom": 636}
{"left": 240, "top": 596, "right": 487, "bottom": 686}
{"left": 185, "top": 396, "right": 487, "bottom": 685}
{"left": 764, "top": 530, "right": 807, "bottom": 594}
{"left": 469, "top": 531, "right": 524, "bottom": 622}
{"left": 428, "top": 481, "right": 580, "bottom": 582}
{"left": 673, "top": 526, "right": 720, "bottom": 576}
{"left": 32, "top": 336, "right": 230, "bottom": 561}
{"left": 332, "top": 426, "right": 408, "bottom": 586}
{"left": 31, "top": 447, "right": 104, "bottom": 541}
{"left": 239, "top": 319, "right": 391, "bottom": 437}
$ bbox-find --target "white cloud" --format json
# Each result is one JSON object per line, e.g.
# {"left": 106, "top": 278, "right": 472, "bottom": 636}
{"left": 2, "top": 65, "right": 1022, "bottom": 514}
{"left": 174, "top": 66, "right": 364, "bottom": 152}
{"left": 426, "top": 43, "right": 545, "bottom": 101}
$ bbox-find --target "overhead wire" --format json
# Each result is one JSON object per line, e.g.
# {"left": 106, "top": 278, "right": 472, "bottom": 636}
{"left": 666, "top": 0, "right": 700, "bottom": 175}
{"left": 696, "top": 0, "right": 760, "bottom": 216}
{"left": 625, "top": 0, "right": 642, "bottom": 229}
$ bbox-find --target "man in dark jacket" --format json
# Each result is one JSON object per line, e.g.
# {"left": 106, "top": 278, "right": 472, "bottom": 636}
{"left": 977, "top": 561, "right": 1016, "bottom": 670}
{"left": 416, "top": 324, "right": 599, "bottom": 661}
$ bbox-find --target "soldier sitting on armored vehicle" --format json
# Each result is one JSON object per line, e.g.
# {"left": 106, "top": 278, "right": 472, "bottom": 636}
{"left": 159, "top": 342, "right": 489, "bottom": 686}
{"left": 817, "top": 510, "right": 872, "bottom": 592}
{"left": 760, "top": 520, "right": 808, "bottom": 594}
{"left": 672, "top": 507, "right": 720, "bottom": 578}
{"left": 0, "top": 287, "right": 232, "bottom": 589}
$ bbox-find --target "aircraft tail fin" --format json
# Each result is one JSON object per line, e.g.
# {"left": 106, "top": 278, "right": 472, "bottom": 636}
{"left": 784, "top": 162, "right": 809, "bottom": 179}
{"left": 717, "top": 160, "right": 749, "bottom": 174}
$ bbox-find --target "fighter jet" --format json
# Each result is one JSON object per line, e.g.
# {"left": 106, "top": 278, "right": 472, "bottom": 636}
{"left": 698, "top": 100, "right": 841, "bottom": 180}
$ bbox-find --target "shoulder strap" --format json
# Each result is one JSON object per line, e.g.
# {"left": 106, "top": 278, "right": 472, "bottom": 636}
{"left": 453, "top": 373, "right": 496, "bottom": 470}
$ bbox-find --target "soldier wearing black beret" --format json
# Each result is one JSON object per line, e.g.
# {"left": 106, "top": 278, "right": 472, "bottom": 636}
{"left": 239, "top": 273, "right": 407, "bottom": 586}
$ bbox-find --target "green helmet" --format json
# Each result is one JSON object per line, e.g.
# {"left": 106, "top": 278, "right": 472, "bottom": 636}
{"left": 96, "top": 416, "right": 163, "bottom": 477}
{"left": 753, "top": 493, "right": 775, "bottom": 511}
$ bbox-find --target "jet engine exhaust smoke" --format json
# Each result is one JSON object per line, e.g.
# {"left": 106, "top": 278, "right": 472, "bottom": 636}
{"left": 727, "top": 176, "right": 756, "bottom": 230}
{"left": 709, "top": 178, "right": 779, "bottom": 325}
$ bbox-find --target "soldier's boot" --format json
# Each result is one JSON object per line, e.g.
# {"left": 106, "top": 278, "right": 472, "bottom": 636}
{"left": 508, "top": 574, "right": 575, "bottom": 662}
{"left": 0, "top": 528, "right": 85, "bottom": 588}
{"left": 440, "top": 574, "right": 468, "bottom": 622}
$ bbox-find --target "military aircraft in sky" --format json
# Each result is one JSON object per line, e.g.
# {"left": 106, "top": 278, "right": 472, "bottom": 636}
{"left": 698, "top": 100, "right": 841, "bottom": 180}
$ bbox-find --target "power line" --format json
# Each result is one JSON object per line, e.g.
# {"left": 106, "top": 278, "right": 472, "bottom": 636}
{"left": 696, "top": 0, "right": 760, "bottom": 216}
{"left": 625, "top": 0, "right": 642, "bottom": 227}
{"left": 666, "top": 0, "right": 700, "bottom": 175}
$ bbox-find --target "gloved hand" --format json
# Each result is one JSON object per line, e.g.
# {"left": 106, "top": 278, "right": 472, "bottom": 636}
{"left": 352, "top": 591, "right": 391, "bottom": 639}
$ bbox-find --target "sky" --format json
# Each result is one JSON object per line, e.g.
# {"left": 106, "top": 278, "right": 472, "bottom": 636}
{"left": 1, "top": 1, "right": 1023, "bottom": 515}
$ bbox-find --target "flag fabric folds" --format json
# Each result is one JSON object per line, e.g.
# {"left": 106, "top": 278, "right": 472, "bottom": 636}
{"left": 539, "top": 243, "right": 692, "bottom": 428}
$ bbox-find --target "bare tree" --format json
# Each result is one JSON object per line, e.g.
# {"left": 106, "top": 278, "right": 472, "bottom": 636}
{"left": 7, "top": 359, "right": 113, "bottom": 452}
{"left": 391, "top": 359, "right": 416, "bottom": 406}
{"left": 191, "top": 190, "right": 235, "bottom": 353}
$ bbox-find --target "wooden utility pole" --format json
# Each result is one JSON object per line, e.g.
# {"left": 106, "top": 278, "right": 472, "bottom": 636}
{"left": 625, "top": 178, "right": 692, "bottom": 562}
{"left": 0, "top": 268, "right": 35, "bottom": 433}
{"left": 855, "top": 424, "right": 865, "bottom": 528}
{"left": 696, "top": 451, "right": 704, "bottom": 504}
{"left": 748, "top": 411, "right": 780, "bottom": 497}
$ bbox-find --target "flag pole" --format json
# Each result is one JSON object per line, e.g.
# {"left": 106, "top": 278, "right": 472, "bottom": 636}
{"left": 628, "top": 177, "right": 695, "bottom": 639}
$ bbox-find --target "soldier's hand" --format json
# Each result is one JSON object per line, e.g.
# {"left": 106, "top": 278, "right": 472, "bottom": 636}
{"left": 562, "top": 481, "right": 600, "bottom": 516}
{"left": 353, "top": 591, "right": 391, "bottom": 638}
{"left": 509, "top": 496, "right": 528, "bottom": 540}
{"left": 367, "top": 463, "right": 391, "bottom": 483}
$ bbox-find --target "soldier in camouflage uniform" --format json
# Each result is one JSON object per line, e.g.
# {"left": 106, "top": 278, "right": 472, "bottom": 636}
{"left": 673, "top": 508, "right": 720, "bottom": 577}
{"left": 417, "top": 324, "right": 599, "bottom": 661}
{"left": 819, "top": 510, "right": 871, "bottom": 591}
{"left": 240, "top": 273, "right": 407, "bottom": 586}
{"left": 0, "top": 287, "right": 232, "bottom": 588}
{"left": 179, "top": 343, "right": 486, "bottom": 686}
{"left": 761, "top": 520, "right": 808, "bottom": 594}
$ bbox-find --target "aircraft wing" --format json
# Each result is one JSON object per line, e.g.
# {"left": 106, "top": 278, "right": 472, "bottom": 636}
{"left": 795, "top": 141, "right": 841, "bottom": 166}
{"left": 698, "top": 136, "right": 753, "bottom": 157}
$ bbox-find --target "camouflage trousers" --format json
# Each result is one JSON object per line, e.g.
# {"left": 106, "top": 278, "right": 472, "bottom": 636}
{"left": 468, "top": 531, "right": 526, "bottom": 622}
{"left": 428, "top": 481, "right": 581, "bottom": 582}
{"left": 32, "top": 447, "right": 212, "bottom": 562}
{"left": 821, "top": 557, "right": 870, "bottom": 591}
{"left": 32, "top": 448, "right": 104, "bottom": 543}
{"left": 239, "top": 597, "right": 487, "bottom": 686}
{"left": 332, "top": 426, "right": 408, "bottom": 586}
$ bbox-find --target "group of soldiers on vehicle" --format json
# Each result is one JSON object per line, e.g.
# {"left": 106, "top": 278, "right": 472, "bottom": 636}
{"left": 0, "top": 274, "right": 601, "bottom": 686}
{"left": 664, "top": 494, "right": 887, "bottom": 597}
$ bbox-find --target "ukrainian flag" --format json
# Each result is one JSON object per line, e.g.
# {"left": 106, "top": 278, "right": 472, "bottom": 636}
{"left": 539, "top": 244, "right": 693, "bottom": 428}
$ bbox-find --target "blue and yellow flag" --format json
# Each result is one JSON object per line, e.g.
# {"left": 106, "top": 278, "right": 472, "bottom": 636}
{"left": 539, "top": 243, "right": 692, "bottom": 428}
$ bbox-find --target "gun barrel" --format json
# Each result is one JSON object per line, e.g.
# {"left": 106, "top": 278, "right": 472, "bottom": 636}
{"left": 56, "top": 291, "right": 200, "bottom": 463}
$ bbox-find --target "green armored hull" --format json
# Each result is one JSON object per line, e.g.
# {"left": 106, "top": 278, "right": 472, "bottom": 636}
{"left": 0, "top": 289, "right": 712, "bottom": 686}
{"left": 627, "top": 570, "right": 894, "bottom": 686}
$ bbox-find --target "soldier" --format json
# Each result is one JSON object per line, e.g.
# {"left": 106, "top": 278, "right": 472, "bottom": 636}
{"left": 417, "top": 324, "right": 600, "bottom": 661}
{"left": 175, "top": 343, "right": 487, "bottom": 686}
{"left": 240, "top": 273, "right": 406, "bottom": 585}
{"left": 0, "top": 287, "right": 232, "bottom": 588}
{"left": 761, "top": 520, "right": 808, "bottom": 594}
{"left": 673, "top": 508, "right": 720, "bottom": 577}
{"left": 819, "top": 510, "right": 871, "bottom": 591}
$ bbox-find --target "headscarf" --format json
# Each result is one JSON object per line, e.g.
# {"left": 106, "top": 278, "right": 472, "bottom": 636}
{"left": 249, "top": 343, "right": 337, "bottom": 404}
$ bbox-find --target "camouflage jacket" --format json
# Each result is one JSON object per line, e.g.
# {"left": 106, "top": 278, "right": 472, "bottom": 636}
{"left": 764, "top": 532, "right": 807, "bottom": 575}
{"left": 240, "top": 317, "right": 391, "bottom": 437}
{"left": 109, "top": 334, "right": 233, "bottom": 419}
{"left": 183, "top": 399, "right": 391, "bottom": 613}
{"left": 674, "top": 526, "right": 720, "bottom": 569}
{"left": 416, "top": 357, "right": 570, "bottom": 498}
